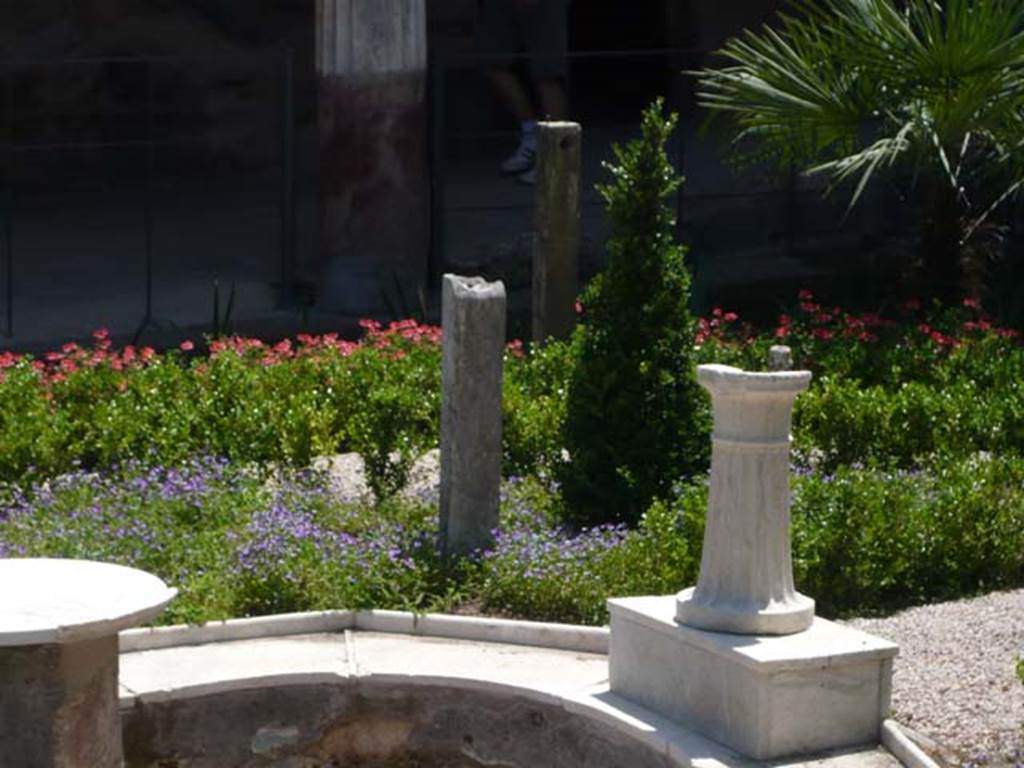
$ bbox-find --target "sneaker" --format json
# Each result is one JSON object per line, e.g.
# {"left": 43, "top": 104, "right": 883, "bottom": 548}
{"left": 500, "top": 143, "right": 536, "bottom": 175}
{"left": 516, "top": 167, "right": 537, "bottom": 185}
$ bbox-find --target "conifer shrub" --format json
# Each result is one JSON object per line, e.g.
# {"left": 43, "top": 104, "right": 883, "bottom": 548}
{"left": 559, "top": 100, "right": 710, "bottom": 526}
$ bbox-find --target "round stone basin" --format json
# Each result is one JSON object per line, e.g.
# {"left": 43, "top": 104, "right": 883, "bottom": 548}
{"left": 117, "top": 611, "right": 904, "bottom": 768}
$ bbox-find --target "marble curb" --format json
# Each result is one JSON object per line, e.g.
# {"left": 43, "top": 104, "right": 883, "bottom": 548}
{"left": 881, "top": 721, "right": 942, "bottom": 768}
{"left": 120, "top": 609, "right": 610, "bottom": 654}
{"left": 119, "top": 610, "right": 355, "bottom": 652}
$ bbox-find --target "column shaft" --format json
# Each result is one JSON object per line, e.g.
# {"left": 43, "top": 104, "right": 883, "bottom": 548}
{"left": 316, "top": 0, "right": 429, "bottom": 314}
{"left": 439, "top": 274, "right": 506, "bottom": 556}
{"left": 676, "top": 364, "right": 814, "bottom": 635}
{"left": 0, "top": 635, "right": 121, "bottom": 767}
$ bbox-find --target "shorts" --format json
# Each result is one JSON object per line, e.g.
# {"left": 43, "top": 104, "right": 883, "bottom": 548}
{"left": 477, "top": 0, "right": 570, "bottom": 81}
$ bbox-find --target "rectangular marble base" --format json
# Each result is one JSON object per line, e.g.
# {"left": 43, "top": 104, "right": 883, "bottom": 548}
{"left": 608, "top": 596, "right": 899, "bottom": 761}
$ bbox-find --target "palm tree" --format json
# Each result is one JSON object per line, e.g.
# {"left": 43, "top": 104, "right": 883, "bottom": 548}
{"left": 697, "top": 0, "right": 1024, "bottom": 303}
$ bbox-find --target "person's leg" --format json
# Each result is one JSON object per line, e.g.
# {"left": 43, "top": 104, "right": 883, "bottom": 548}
{"left": 487, "top": 68, "right": 537, "bottom": 123}
{"left": 536, "top": 79, "right": 568, "bottom": 122}
{"left": 512, "top": 0, "right": 569, "bottom": 182}
{"left": 478, "top": 0, "right": 539, "bottom": 173}
{"left": 525, "top": 0, "right": 570, "bottom": 120}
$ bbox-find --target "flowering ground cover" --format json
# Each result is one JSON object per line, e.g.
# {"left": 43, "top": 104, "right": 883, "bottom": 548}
{"left": 0, "top": 457, "right": 449, "bottom": 625}
{"left": 1, "top": 450, "right": 1022, "bottom": 628}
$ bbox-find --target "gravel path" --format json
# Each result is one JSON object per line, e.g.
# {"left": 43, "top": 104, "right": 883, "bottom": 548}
{"left": 845, "top": 590, "right": 1024, "bottom": 763}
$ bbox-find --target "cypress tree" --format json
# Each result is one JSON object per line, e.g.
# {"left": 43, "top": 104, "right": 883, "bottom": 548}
{"left": 560, "top": 99, "right": 710, "bottom": 526}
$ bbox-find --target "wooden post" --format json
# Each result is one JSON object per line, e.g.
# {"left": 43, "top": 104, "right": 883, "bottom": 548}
{"left": 532, "top": 121, "right": 581, "bottom": 343}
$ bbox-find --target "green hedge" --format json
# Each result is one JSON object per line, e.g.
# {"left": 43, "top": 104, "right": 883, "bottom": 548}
{"left": 478, "top": 455, "right": 1024, "bottom": 623}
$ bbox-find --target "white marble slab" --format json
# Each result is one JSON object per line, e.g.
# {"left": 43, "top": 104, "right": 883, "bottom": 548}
{"left": 0, "top": 559, "right": 176, "bottom": 646}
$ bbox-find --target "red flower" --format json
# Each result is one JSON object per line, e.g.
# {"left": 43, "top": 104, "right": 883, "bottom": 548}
{"left": 798, "top": 289, "right": 814, "bottom": 301}
{"left": 574, "top": 301, "right": 584, "bottom": 315}
{"left": 962, "top": 297, "right": 981, "bottom": 310}
{"left": 812, "top": 328, "right": 834, "bottom": 340}
{"left": 92, "top": 327, "right": 110, "bottom": 341}
{"left": 506, "top": 339, "right": 525, "bottom": 358}
{"left": 179, "top": 340, "right": 194, "bottom": 352}
{"left": 723, "top": 311, "right": 738, "bottom": 323}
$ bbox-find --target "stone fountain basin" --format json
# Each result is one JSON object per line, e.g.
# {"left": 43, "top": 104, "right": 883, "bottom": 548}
{"left": 118, "top": 609, "right": 904, "bottom": 768}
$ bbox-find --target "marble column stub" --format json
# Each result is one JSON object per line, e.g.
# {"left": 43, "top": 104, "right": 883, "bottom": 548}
{"left": 316, "top": 0, "right": 429, "bottom": 315}
{"left": 676, "top": 363, "right": 815, "bottom": 635}
{"left": 439, "top": 274, "right": 507, "bottom": 557}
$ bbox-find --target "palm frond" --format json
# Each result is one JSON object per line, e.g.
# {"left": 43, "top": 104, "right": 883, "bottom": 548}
{"left": 696, "top": 0, "right": 1024, "bottom": 218}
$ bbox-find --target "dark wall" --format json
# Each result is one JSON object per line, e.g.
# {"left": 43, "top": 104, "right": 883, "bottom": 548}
{"left": 425, "top": 0, "right": 788, "bottom": 54}
{"left": 2, "top": 0, "right": 313, "bottom": 60}
{"left": 425, "top": 0, "right": 790, "bottom": 122}
{"left": 2, "top": 0, "right": 317, "bottom": 182}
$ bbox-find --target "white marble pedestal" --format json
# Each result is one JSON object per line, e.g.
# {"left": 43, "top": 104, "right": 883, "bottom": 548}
{"left": 609, "top": 596, "right": 898, "bottom": 760}
{"left": 0, "top": 559, "right": 176, "bottom": 767}
{"left": 676, "top": 365, "right": 815, "bottom": 635}
{"left": 608, "top": 363, "right": 898, "bottom": 760}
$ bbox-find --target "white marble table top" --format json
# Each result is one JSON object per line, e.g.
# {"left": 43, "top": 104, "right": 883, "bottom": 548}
{"left": 0, "top": 559, "right": 176, "bottom": 646}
